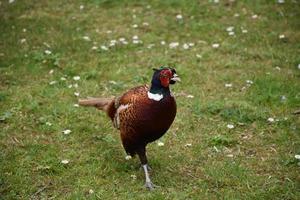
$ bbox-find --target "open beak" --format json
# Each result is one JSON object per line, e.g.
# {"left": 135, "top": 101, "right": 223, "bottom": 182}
{"left": 171, "top": 73, "right": 181, "bottom": 82}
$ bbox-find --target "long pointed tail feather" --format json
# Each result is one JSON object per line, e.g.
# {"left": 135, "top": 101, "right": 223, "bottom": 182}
{"left": 78, "top": 97, "right": 114, "bottom": 111}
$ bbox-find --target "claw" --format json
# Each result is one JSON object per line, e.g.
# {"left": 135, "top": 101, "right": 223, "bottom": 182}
{"left": 145, "top": 181, "right": 155, "bottom": 190}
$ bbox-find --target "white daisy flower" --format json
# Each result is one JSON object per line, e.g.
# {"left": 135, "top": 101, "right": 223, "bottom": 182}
{"left": 212, "top": 43, "right": 220, "bottom": 48}
{"left": 125, "top": 155, "right": 132, "bottom": 160}
{"left": 89, "top": 189, "right": 94, "bottom": 194}
{"left": 61, "top": 159, "right": 69, "bottom": 164}
{"left": 169, "top": 42, "right": 179, "bottom": 49}
{"left": 183, "top": 43, "right": 189, "bottom": 49}
{"left": 252, "top": 14, "right": 258, "bottom": 19}
{"left": 73, "top": 76, "right": 80, "bottom": 81}
{"left": 160, "top": 41, "right": 166, "bottom": 45}
{"left": 157, "top": 141, "right": 164, "bottom": 146}
{"left": 226, "top": 26, "right": 234, "bottom": 32}
{"left": 227, "top": 124, "right": 234, "bottom": 129}
{"left": 101, "top": 45, "right": 108, "bottom": 51}
{"left": 73, "top": 104, "right": 79, "bottom": 107}
{"left": 228, "top": 31, "right": 235, "bottom": 36}
{"left": 185, "top": 143, "right": 192, "bottom": 147}
{"left": 82, "top": 36, "right": 91, "bottom": 41}
{"left": 267, "top": 117, "right": 275, "bottom": 123}
{"left": 187, "top": 95, "right": 194, "bottom": 98}
{"left": 49, "top": 81, "right": 57, "bottom": 85}
{"left": 279, "top": 34, "right": 285, "bottom": 39}
{"left": 74, "top": 92, "right": 80, "bottom": 97}
{"left": 45, "top": 50, "right": 52, "bottom": 55}
{"left": 62, "top": 129, "right": 71, "bottom": 135}
{"left": 176, "top": 14, "right": 183, "bottom": 20}
{"left": 295, "top": 155, "right": 300, "bottom": 160}
{"left": 225, "top": 83, "right": 232, "bottom": 88}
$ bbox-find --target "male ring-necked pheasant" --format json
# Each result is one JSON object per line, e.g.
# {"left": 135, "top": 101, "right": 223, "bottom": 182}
{"left": 79, "top": 67, "right": 180, "bottom": 190}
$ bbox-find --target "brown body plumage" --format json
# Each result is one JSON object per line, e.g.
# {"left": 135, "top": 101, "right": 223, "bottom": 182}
{"left": 79, "top": 67, "right": 180, "bottom": 190}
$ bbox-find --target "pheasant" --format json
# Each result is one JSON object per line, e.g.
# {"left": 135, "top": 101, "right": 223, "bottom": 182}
{"left": 79, "top": 67, "right": 180, "bottom": 190}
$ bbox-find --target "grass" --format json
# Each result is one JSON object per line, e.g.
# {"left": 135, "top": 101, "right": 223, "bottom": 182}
{"left": 1, "top": 0, "right": 300, "bottom": 199}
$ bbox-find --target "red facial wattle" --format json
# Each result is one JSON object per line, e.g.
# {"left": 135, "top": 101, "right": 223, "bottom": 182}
{"left": 159, "top": 69, "right": 172, "bottom": 87}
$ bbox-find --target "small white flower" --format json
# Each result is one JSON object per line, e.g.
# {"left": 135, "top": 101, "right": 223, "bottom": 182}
{"left": 196, "top": 54, "right": 202, "bottom": 58}
{"left": 226, "top": 26, "right": 234, "bottom": 32}
{"left": 157, "top": 141, "right": 164, "bottom": 146}
{"left": 74, "top": 92, "right": 80, "bottom": 97}
{"left": 109, "top": 80, "right": 117, "bottom": 85}
{"left": 188, "top": 43, "right": 195, "bottom": 47}
{"left": 169, "top": 42, "right": 179, "bottom": 49}
{"left": 106, "top": 30, "right": 112, "bottom": 34}
{"left": 119, "top": 38, "right": 126, "bottom": 42}
{"left": 91, "top": 46, "right": 98, "bottom": 50}
{"left": 281, "top": 95, "right": 287, "bottom": 102}
{"left": 82, "top": 36, "right": 91, "bottom": 41}
{"left": 187, "top": 95, "right": 194, "bottom": 98}
{"left": 20, "top": 38, "right": 26, "bottom": 44}
{"left": 242, "top": 29, "right": 248, "bottom": 33}
{"left": 226, "top": 154, "right": 234, "bottom": 158}
{"left": 60, "top": 77, "right": 67, "bottom": 81}
{"left": 61, "top": 159, "right": 69, "bottom": 164}
{"left": 160, "top": 41, "right": 166, "bottom": 45}
{"left": 125, "top": 155, "right": 132, "bottom": 160}
{"left": 227, "top": 124, "right": 234, "bottom": 129}
{"left": 130, "top": 174, "right": 137, "bottom": 179}
{"left": 234, "top": 13, "right": 240, "bottom": 17}
{"left": 185, "top": 143, "right": 192, "bottom": 147}
{"left": 228, "top": 31, "right": 235, "bottom": 36}
{"left": 213, "top": 0, "right": 219, "bottom": 3}
{"left": 275, "top": 66, "right": 281, "bottom": 71}
{"left": 45, "top": 50, "right": 52, "bottom": 55}
{"left": 62, "top": 129, "right": 71, "bottom": 135}
{"left": 46, "top": 122, "right": 52, "bottom": 126}
{"left": 176, "top": 14, "right": 183, "bottom": 20}
{"left": 279, "top": 34, "right": 285, "bottom": 39}
{"left": 79, "top": 5, "right": 84, "bottom": 10}
{"left": 73, "top": 76, "right": 80, "bottom": 81}
{"left": 9, "top": 0, "right": 15, "bottom": 4}
{"left": 142, "top": 22, "right": 149, "bottom": 26}
{"left": 73, "top": 83, "right": 78, "bottom": 88}
{"left": 89, "top": 189, "right": 94, "bottom": 194}
{"left": 295, "top": 155, "right": 300, "bottom": 160}
{"left": 278, "top": 0, "right": 285, "bottom": 3}
{"left": 225, "top": 83, "right": 232, "bottom": 88}
{"left": 132, "top": 40, "right": 140, "bottom": 44}
{"left": 122, "top": 41, "right": 128, "bottom": 45}
{"left": 132, "top": 24, "right": 138, "bottom": 28}
{"left": 267, "top": 117, "right": 275, "bottom": 123}
{"left": 183, "top": 43, "right": 189, "bottom": 49}
{"left": 101, "top": 45, "right": 108, "bottom": 51}
{"left": 298, "top": 64, "right": 300, "bottom": 70}
{"left": 132, "top": 35, "right": 139, "bottom": 40}
{"left": 68, "top": 84, "right": 73, "bottom": 88}
{"left": 49, "top": 81, "right": 57, "bottom": 85}
{"left": 246, "top": 80, "right": 253, "bottom": 84}
{"left": 252, "top": 14, "right": 258, "bottom": 19}
{"left": 212, "top": 43, "right": 220, "bottom": 48}
{"left": 73, "top": 104, "right": 79, "bottom": 107}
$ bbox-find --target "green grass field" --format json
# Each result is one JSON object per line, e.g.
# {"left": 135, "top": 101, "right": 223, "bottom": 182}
{"left": 1, "top": 0, "right": 300, "bottom": 199}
